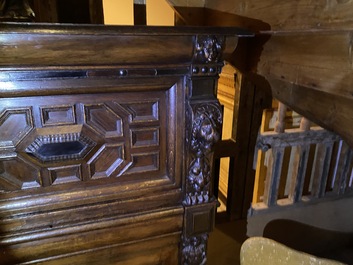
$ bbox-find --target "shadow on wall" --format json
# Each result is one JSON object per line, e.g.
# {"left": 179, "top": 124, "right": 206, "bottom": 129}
{"left": 263, "top": 219, "right": 353, "bottom": 265}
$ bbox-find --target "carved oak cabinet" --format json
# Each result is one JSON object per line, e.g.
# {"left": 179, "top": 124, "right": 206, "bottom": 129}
{"left": 0, "top": 23, "right": 248, "bottom": 264}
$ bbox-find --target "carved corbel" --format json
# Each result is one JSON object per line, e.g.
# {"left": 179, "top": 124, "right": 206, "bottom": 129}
{"left": 194, "top": 35, "right": 225, "bottom": 63}
{"left": 191, "top": 35, "right": 226, "bottom": 77}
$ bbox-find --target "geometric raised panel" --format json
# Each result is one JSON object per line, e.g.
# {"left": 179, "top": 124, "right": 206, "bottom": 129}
{"left": 25, "top": 132, "right": 96, "bottom": 163}
{"left": 87, "top": 144, "right": 127, "bottom": 178}
{"left": 0, "top": 156, "right": 41, "bottom": 191}
{"left": 0, "top": 92, "right": 167, "bottom": 190}
{"left": 48, "top": 164, "right": 82, "bottom": 185}
{"left": 0, "top": 108, "right": 33, "bottom": 148}
{"left": 41, "top": 105, "right": 76, "bottom": 126}
{"left": 122, "top": 101, "right": 159, "bottom": 124}
{"left": 185, "top": 204, "right": 215, "bottom": 237}
{"left": 84, "top": 104, "right": 123, "bottom": 138}
{"left": 131, "top": 128, "right": 159, "bottom": 147}
{"left": 125, "top": 152, "right": 159, "bottom": 174}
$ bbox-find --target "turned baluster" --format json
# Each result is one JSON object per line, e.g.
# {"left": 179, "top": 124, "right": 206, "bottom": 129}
{"left": 263, "top": 102, "right": 287, "bottom": 207}
{"left": 288, "top": 117, "right": 312, "bottom": 202}
{"left": 274, "top": 102, "right": 287, "bottom": 133}
{"left": 300, "top": 117, "right": 311, "bottom": 131}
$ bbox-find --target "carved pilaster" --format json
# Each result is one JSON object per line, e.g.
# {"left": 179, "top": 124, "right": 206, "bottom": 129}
{"left": 182, "top": 96, "right": 222, "bottom": 264}
{"left": 184, "top": 102, "right": 222, "bottom": 206}
{"left": 182, "top": 34, "right": 224, "bottom": 264}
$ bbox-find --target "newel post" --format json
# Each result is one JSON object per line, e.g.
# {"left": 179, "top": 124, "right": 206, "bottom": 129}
{"left": 181, "top": 34, "right": 229, "bottom": 265}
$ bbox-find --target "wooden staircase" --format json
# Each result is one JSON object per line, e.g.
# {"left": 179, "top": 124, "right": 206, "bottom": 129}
{"left": 167, "top": 0, "right": 353, "bottom": 149}
{"left": 165, "top": 1, "right": 353, "bottom": 233}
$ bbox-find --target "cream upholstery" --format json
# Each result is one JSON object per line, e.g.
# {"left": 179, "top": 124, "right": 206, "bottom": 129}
{"left": 240, "top": 237, "right": 347, "bottom": 265}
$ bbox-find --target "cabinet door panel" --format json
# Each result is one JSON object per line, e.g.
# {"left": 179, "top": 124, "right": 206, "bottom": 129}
{"left": 0, "top": 84, "right": 182, "bottom": 196}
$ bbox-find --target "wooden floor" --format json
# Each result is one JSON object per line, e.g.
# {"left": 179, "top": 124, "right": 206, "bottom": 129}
{"left": 208, "top": 215, "right": 247, "bottom": 265}
{"left": 207, "top": 213, "right": 353, "bottom": 265}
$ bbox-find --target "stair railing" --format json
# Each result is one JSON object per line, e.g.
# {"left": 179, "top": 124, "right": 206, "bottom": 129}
{"left": 251, "top": 102, "right": 353, "bottom": 215}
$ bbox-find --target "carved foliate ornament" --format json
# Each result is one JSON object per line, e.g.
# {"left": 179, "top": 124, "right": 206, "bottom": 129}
{"left": 194, "top": 35, "right": 225, "bottom": 64}
{"left": 186, "top": 157, "right": 211, "bottom": 205}
{"left": 181, "top": 234, "right": 208, "bottom": 265}
{"left": 184, "top": 102, "right": 222, "bottom": 205}
{"left": 190, "top": 104, "right": 222, "bottom": 156}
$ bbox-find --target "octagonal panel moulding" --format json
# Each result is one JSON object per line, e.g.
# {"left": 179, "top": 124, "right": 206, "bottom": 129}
{"left": 0, "top": 107, "right": 33, "bottom": 149}
{"left": 25, "top": 132, "right": 96, "bottom": 163}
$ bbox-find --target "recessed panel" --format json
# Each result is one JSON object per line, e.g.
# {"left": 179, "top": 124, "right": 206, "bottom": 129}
{"left": 185, "top": 203, "right": 216, "bottom": 237}
{"left": 131, "top": 128, "right": 159, "bottom": 147}
{"left": 0, "top": 87, "right": 175, "bottom": 191}
{"left": 48, "top": 165, "right": 82, "bottom": 185}
{"left": 122, "top": 101, "right": 159, "bottom": 123}
{"left": 0, "top": 157, "right": 40, "bottom": 192}
{"left": 125, "top": 152, "right": 159, "bottom": 174}
{"left": 84, "top": 104, "right": 123, "bottom": 137}
{"left": 41, "top": 105, "right": 76, "bottom": 126}
{"left": 88, "top": 144, "right": 126, "bottom": 178}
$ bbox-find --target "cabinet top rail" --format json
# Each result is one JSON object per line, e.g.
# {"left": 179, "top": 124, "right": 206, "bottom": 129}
{"left": 0, "top": 22, "right": 253, "bottom": 37}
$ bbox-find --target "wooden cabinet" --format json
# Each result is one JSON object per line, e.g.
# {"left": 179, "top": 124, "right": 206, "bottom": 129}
{"left": 0, "top": 23, "right": 249, "bottom": 264}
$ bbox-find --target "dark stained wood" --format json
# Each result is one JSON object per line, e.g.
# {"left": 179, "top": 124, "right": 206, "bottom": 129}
{"left": 0, "top": 0, "right": 35, "bottom": 22}
{"left": 225, "top": 74, "right": 272, "bottom": 219}
{"left": 239, "top": 75, "right": 272, "bottom": 218}
{"left": 29, "top": 0, "right": 104, "bottom": 24}
{"left": 57, "top": 0, "right": 90, "bottom": 23}
{"left": 0, "top": 22, "right": 248, "bottom": 264}
{"left": 31, "top": 0, "right": 58, "bottom": 23}
{"left": 88, "top": 0, "right": 104, "bottom": 24}
{"left": 214, "top": 139, "right": 237, "bottom": 158}
{"left": 134, "top": 3, "right": 147, "bottom": 25}
{"left": 0, "top": 22, "right": 251, "bottom": 36}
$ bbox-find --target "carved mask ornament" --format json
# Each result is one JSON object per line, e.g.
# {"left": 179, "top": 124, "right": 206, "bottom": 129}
{"left": 194, "top": 35, "right": 224, "bottom": 63}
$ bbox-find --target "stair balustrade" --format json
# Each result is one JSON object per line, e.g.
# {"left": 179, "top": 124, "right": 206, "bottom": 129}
{"left": 250, "top": 102, "right": 353, "bottom": 215}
